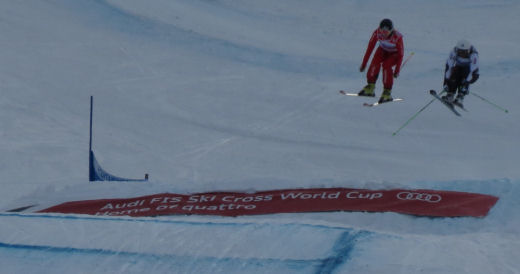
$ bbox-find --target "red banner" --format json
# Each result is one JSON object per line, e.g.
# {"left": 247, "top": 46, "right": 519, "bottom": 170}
{"left": 38, "top": 188, "right": 499, "bottom": 218}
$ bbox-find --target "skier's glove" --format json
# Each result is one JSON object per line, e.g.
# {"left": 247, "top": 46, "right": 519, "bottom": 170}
{"left": 459, "top": 82, "right": 469, "bottom": 95}
{"left": 468, "top": 72, "right": 479, "bottom": 84}
{"left": 359, "top": 65, "right": 366, "bottom": 72}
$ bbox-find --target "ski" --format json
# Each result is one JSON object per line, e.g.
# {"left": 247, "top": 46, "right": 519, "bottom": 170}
{"left": 453, "top": 101, "right": 468, "bottom": 112}
{"left": 340, "top": 90, "right": 403, "bottom": 106}
{"left": 339, "top": 90, "right": 366, "bottom": 96}
{"left": 363, "top": 98, "right": 404, "bottom": 107}
{"left": 429, "top": 90, "right": 461, "bottom": 116}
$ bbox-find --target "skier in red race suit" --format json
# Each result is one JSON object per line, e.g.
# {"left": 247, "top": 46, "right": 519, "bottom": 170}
{"left": 358, "top": 19, "right": 404, "bottom": 104}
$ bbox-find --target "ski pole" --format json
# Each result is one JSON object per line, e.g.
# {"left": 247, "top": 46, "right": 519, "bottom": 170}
{"left": 392, "top": 90, "right": 445, "bottom": 136}
{"left": 400, "top": 51, "right": 415, "bottom": 69}
{"left": 470, "top": 92, "right": 509, "bottom": 113}
{"left": 392, "top": 98, "right": 434, "bottom": 136}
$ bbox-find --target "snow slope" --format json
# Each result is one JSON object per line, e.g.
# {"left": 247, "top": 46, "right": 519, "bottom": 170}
{"left": 1, "top": 0, "right": 519, "bottom": 273}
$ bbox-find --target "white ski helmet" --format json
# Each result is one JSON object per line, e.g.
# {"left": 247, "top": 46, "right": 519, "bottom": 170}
{"left": 455, "top": 39, "right": 471, "bottom": 56}
{"left": 455, "top": 39, "right": 471, "bottom": 51}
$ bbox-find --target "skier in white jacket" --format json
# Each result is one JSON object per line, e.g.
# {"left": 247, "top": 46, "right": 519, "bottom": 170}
{"left": 442, "top": 39, "right": 480, "bottom": 108}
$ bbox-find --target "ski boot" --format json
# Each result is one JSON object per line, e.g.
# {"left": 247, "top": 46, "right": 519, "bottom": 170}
{"left": 378, "top": 88, "right": 393, "bottom": 104}
{"left": 441, "top": 93, "right": 455, "bottom": 104}
{"left": 453, "top": 94, "right": 465, "bottom": 109}
{"left": 357, "top": 83, "right": 375, "bottom": 97}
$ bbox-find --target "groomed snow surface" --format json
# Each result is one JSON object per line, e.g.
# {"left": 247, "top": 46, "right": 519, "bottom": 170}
{"left": 1, "top": 0, "right": 519, "bottom": 273}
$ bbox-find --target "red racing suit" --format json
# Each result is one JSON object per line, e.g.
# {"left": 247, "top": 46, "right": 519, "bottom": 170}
{"left": 361, "top": 29, "right": 404, "bottom": 90}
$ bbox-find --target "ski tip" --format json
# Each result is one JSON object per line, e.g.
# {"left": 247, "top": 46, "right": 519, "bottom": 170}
{"left": 429, "top": 90, "right": 436, "bottom": 95}
{"left": 339, "top": 90, "right": 361, "bottom": 96}
{"left": 363, "top": 98, "right": 403, "bottom": 107}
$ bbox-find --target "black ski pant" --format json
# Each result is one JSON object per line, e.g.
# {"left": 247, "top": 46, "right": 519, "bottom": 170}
{"left": 446, "top": 66, "right": 470, "bottom": 96}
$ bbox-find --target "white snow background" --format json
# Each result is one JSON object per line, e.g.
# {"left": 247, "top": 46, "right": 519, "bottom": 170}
{"left": 0, "top": 0, "right": 519, "bottom": 273}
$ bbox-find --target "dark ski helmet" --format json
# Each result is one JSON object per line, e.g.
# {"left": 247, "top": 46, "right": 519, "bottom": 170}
{"left": 379, "top": 18, "right": 393, "bottom": 31}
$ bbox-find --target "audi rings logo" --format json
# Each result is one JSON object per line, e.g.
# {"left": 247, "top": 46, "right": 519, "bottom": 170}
{"left": 397, "top": 192, "right": 442, "bottom": 203}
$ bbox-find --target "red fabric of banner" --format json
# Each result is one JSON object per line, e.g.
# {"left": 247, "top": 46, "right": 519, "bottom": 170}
{"left": 38, "top": 188, "right": 499, "bottom": 218}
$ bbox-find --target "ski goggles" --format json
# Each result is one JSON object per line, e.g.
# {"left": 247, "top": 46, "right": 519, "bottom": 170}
{"left": 456, "top": 48, "right": 470, "bottom": 57}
